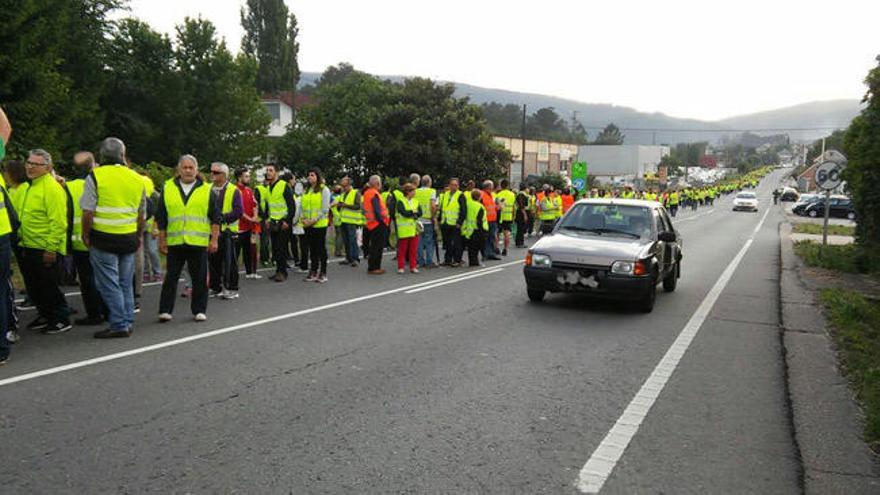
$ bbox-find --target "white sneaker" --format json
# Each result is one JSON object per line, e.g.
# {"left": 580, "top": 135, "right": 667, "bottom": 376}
{"left": 194, "top": 313, "right": 207, "bottom": 322}
{"left": 158, "top": 313, "right": 173, "bottom": 322}
{"left": 411, "top": 268, "right": 420, "bottom": 274}
{"left": 397, "top": 269, "right": 405, "bottom": 274}
{"left": 250, "top": 273, "right": 262, "bottom": 280}
{"left": 223, "top": 290, "right": 240, "bottom": 299}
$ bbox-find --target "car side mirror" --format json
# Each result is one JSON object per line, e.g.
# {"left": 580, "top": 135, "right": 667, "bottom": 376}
{"left": 658, "top": 231, "right": 676, "bottom": 242}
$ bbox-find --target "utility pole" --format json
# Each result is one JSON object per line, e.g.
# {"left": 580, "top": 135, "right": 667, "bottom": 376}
{"left": 521, "top": 104, "right": 527, "bottom": 185}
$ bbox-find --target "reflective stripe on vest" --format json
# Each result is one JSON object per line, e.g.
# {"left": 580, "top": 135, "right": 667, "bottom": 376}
{"left": 268, "top": 180, "right": 288, "bottom": 220}
{"left": 92, "top": 165, "right": 144, "bottom": 235}
{"left": 339, "top": 189, "right": 364, "bottom": 225}
{"left": 164, "top": 179, "right": 211, "bottom": 247}
{"left": 219, "top": 184, "right": 239, "bottom": 233}
{"left": 539, "top": 196, "right": 559, "bottom": 220}
{"left": 415, "top": 187, "right": 435, "bottom": 221}
{"left": 67, "top": 178, "right": 87, "bottom": 251}
{"left": 396, "top": 197, "right": 419, "bottom": 239}
{"left": 442, "top": 191, "right": 462, "bottom": 226}
{"left": 461, "top": 198, "right": 488, "bottom": 239}
{"left": 496, "top": 189, "right": 516, "bottom": 222}
{"left": 302, "top": 187, "right": 329, "bottom": 228}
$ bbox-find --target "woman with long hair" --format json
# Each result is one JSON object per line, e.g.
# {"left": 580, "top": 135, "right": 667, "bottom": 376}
{"left": 301, "top": 168, "right": 331, "bottom": 282}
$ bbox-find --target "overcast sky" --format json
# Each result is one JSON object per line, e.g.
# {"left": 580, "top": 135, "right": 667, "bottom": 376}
{"left": 125, "top": 0, "right": 878, "bottom": 121}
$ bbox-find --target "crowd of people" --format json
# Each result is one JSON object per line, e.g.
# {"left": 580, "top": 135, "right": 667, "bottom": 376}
{"left": 0, "top": 102, "right": 767, "bottom": 364}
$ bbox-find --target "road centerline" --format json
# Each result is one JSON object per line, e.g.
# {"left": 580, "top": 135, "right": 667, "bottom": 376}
{"left": 576, "top": 206, "right": 772, "bottom": 493}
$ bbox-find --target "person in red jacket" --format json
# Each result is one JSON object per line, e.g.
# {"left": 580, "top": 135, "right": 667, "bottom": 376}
{"left": 235, "top": 168, "right": 261, "bottom": 279}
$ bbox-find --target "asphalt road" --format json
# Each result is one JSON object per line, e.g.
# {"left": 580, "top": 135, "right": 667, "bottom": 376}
{"left": 0, "top": 171, "right": 800, "bottom": 494}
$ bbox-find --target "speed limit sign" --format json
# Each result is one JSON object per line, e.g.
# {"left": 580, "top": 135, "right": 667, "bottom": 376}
{"left": 816, "top": 161, "right": 843, "bottom": 190}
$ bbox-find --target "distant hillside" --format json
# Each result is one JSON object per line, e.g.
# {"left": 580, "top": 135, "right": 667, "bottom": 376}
{"left": 299, "top": 71, "right": 862, "bottom": 144}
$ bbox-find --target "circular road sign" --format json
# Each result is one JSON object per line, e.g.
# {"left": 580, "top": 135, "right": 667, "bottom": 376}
{"left": 816, "top": 161, "right": 843, "bottom": 190}
{"left": 572, "top": 178, "right": 586, "bottom": 191}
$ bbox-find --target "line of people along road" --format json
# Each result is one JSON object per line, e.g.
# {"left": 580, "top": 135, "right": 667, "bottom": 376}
{"left": 0, "top": 117, "right": 766, "bottom": 364}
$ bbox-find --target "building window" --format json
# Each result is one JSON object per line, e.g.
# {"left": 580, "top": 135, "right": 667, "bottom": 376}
{"left": 263, "top": 102, "right": 281, "bottom": 126}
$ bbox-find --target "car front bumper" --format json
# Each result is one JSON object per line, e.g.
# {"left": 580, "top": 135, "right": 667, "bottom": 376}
{"left": 524, "top": 265, "right": 653, "bottom": 297}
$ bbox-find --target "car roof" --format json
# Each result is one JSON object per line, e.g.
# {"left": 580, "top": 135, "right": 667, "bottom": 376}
{"left": 575, "top": 198, "right": 660, "bottom": 208}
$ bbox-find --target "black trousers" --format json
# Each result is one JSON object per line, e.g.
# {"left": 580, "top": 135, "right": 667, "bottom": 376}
{"left": 160, "top": 246, "right": 208, "bottom": 315}
{"left": 366, "top": 224, "right": 387, "bottom": 271}
{"left": 526, "top": 213, "right": 535, "bottom": 236}
{"left": 515, "top": 215, "right": 527, "bottom": 247}
{"left": 259, "top": 221, "right": 271, "bottom": 264}
{"left": 209, "top": 231, "right": 239, "bottom": 292}
{"left": 19, "top": 247, "right": 70, "bottom": 323}
{"left": 305, "top": 227, "right": 328, "bottom": 275}
{"left": 441, "top": 224, "right": 463, "bottom": 264}
{"left": 540, "top": 220, "right": 556, "bottom": 235}
{"left": 467, "top": 231, "right": 485, "bottom": 266}
{"left": 296, "top": 234, "right": 309, "bottom": 270}
{"left": 269, "top": 224, "right": 288, "bottom": 275}
{"left": 237, "top": 231, "right": 256, "bottom": 275}
{"left": 73, "top": 250, "right": 107, "bottom": 319}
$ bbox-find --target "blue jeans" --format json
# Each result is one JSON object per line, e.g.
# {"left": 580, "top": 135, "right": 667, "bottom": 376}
{"left": 0, "top": 236, "right": 11, "bottom": 357}
{"left": 483, "top": 222, "right": 498, "bottom": 258}
{"left": 417, "top": 223, "right": 435, "bottom": 266}
{"left": 144, "top": 232, "right": 162, "bottom": 276}
{"left": 90, "top": 247, "right": 135, "bottom": 331}
{"left": 342, "top": 223, "right": 360, "bottom": 263}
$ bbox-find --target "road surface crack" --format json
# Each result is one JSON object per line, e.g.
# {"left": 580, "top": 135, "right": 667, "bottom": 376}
{"left": 805, "top": 466, "right": 880, "bottom": 479}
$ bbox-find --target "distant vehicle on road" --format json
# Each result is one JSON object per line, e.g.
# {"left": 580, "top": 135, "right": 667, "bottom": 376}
{"left": 803, "top": 197, "right": 856, "bottom": 220}
{"left": 523, "top": 199, "right": 682, "bottom": 313}
{"left": 791, "top": 194, "right": 821, "bottom": 215}
{"left": 778, "top": 187, "right": 799, "bottom": 202}
{"left": 732, "top": 192, "right": 759, "bottom": 212}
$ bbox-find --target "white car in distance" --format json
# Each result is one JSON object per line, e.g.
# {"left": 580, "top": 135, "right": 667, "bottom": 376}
{"left": 732, "top": 191, "right": 759, "bottom": 212}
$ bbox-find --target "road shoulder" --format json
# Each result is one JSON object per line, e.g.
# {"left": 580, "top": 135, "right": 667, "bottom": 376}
{"left": 779, "top": 221, "right": 880, "bottom": 493}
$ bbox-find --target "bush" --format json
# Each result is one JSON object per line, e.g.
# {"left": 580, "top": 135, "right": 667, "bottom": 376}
{"left": 793, "top": 241, "right": 880, "bottom": 274}
{"left": 820, "top": 288, "right": 880, "bottom": 451}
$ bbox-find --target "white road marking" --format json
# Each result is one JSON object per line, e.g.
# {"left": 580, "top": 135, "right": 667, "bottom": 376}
{"left": 673, "top": 208, "right": 715, "bottom": 223}
{"left": 0, "top": 259, "right": 524, "bottom": 388}
{"left": 576, "top": 206, "right": 772, "bottom": 493}
{"left": 404, "top": 268, "right": 505, "bottom": 294}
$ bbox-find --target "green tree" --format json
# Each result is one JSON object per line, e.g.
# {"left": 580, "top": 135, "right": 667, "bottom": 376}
{"left": 175, "top": 17, "right": 270, "bottom": 165}
{"left": 240, "top": 0, "right": 300, "bottom": 93}
{"left": 659, "top": 154, "right": 684, "bottom": 177}
{"left": 0, "top": 0, "right": 121, "bottom": 158}
{"left": 594, "top": 123, "right": 625, "bottom": 145}
{"left": 103, "top": 19, "right": 184, "bottom": 166}
{"left": 843, "top": 55, "right": 880, "bottom": 253}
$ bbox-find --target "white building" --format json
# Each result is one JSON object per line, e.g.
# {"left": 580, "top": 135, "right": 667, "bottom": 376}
{"left": 576, "top": 145, "right": 670, "bottom": 180}
{"left": 261, "top": 94, "right": 296, "bottom": 138}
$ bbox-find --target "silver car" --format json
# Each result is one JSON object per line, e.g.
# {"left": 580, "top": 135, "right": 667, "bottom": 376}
{"left": 523, "top": 199, "right": 682, "bottom": 312}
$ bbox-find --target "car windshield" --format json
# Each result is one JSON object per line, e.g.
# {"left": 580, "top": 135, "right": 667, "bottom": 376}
{"left": 736, "top": 192, "right": 756, "bottom": 199}
{"left": 558, "top": 204, "right": 651, "bottom": 238}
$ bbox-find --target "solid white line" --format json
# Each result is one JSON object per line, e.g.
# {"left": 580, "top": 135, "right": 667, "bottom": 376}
{"left": 404, "top": 268, "right": 504, "bottom": 294}
{"left": 0, "top": 259, "right": 524, "bottom": 388}
{"left": 576, "top": 206, "right": 771, "bottom": 493}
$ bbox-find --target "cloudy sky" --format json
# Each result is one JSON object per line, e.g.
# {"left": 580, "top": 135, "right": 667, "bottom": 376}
{"left": 125, "top": 0, "right": 878, "bottom": 121}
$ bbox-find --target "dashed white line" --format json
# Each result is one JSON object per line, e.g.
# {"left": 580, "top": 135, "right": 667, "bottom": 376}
{"left": 576, "top": 206, "right": 771, "bottom": 493}
{"left": 0, "top": 259, "right": 523, "bottom": 388}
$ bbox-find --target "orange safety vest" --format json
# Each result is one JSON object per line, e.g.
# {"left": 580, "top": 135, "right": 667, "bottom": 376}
{"left": 561, "top": 194, "right": 575, "bottom": 213}
{"left": 480, "top": 190, "right": 497, "bottom": 223}
{"left": 362, "top": 187, "right": 389, "bottom": 230}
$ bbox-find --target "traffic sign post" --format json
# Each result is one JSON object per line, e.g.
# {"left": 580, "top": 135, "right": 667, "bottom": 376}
{"left": 815, "top": 153, "right": 848, "bottom": 249}
{"left": 571, "top": 161, "right": 588, "bottom": 196}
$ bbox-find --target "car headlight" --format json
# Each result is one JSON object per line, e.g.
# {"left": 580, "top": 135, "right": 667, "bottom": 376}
{"left": 530, "top": 254, "right": 551, "bottom": 268}
{"left": 611, "top": 260, "right": 634, "bottom": 274}
{"left": 611, "top": 260, "right": 649, "bottom": 276}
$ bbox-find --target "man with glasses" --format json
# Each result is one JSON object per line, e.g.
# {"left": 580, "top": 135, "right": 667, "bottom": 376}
{"left": 19, "top": 149, "right": 72, "bottom": 335}
{"left": 208, "top": 162, "right": 242, "bottom": 299}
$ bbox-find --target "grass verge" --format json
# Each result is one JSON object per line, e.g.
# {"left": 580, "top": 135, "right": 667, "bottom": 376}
{"left": 792, "top": 223, "right": 855, "bottom": 236}
{"left": 820, "top": 288, "right": 880, "bottom": 452}
{"left": 793, "top": 241, "right": 880, "bottom": 274}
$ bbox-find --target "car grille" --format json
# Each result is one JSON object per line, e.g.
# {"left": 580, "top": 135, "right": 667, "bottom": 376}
{"left": 551, "top": 261, "right": 607, "bottom": 276}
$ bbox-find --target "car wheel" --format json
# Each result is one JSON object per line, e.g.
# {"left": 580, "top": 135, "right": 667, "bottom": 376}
{"left": 640, "top": 284, "right": 656, "bottom": 313}
{"left": 847, "top": 212, "right": 856, "bottom": 220}
{"left": 663, "top": 263, "right": 679, "bottom": 293}
{"left": 527, "top": 288, "right": 545, "bottom": 303}
{"left": 808, "top": 209, "right": 818, "bottom": 218}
